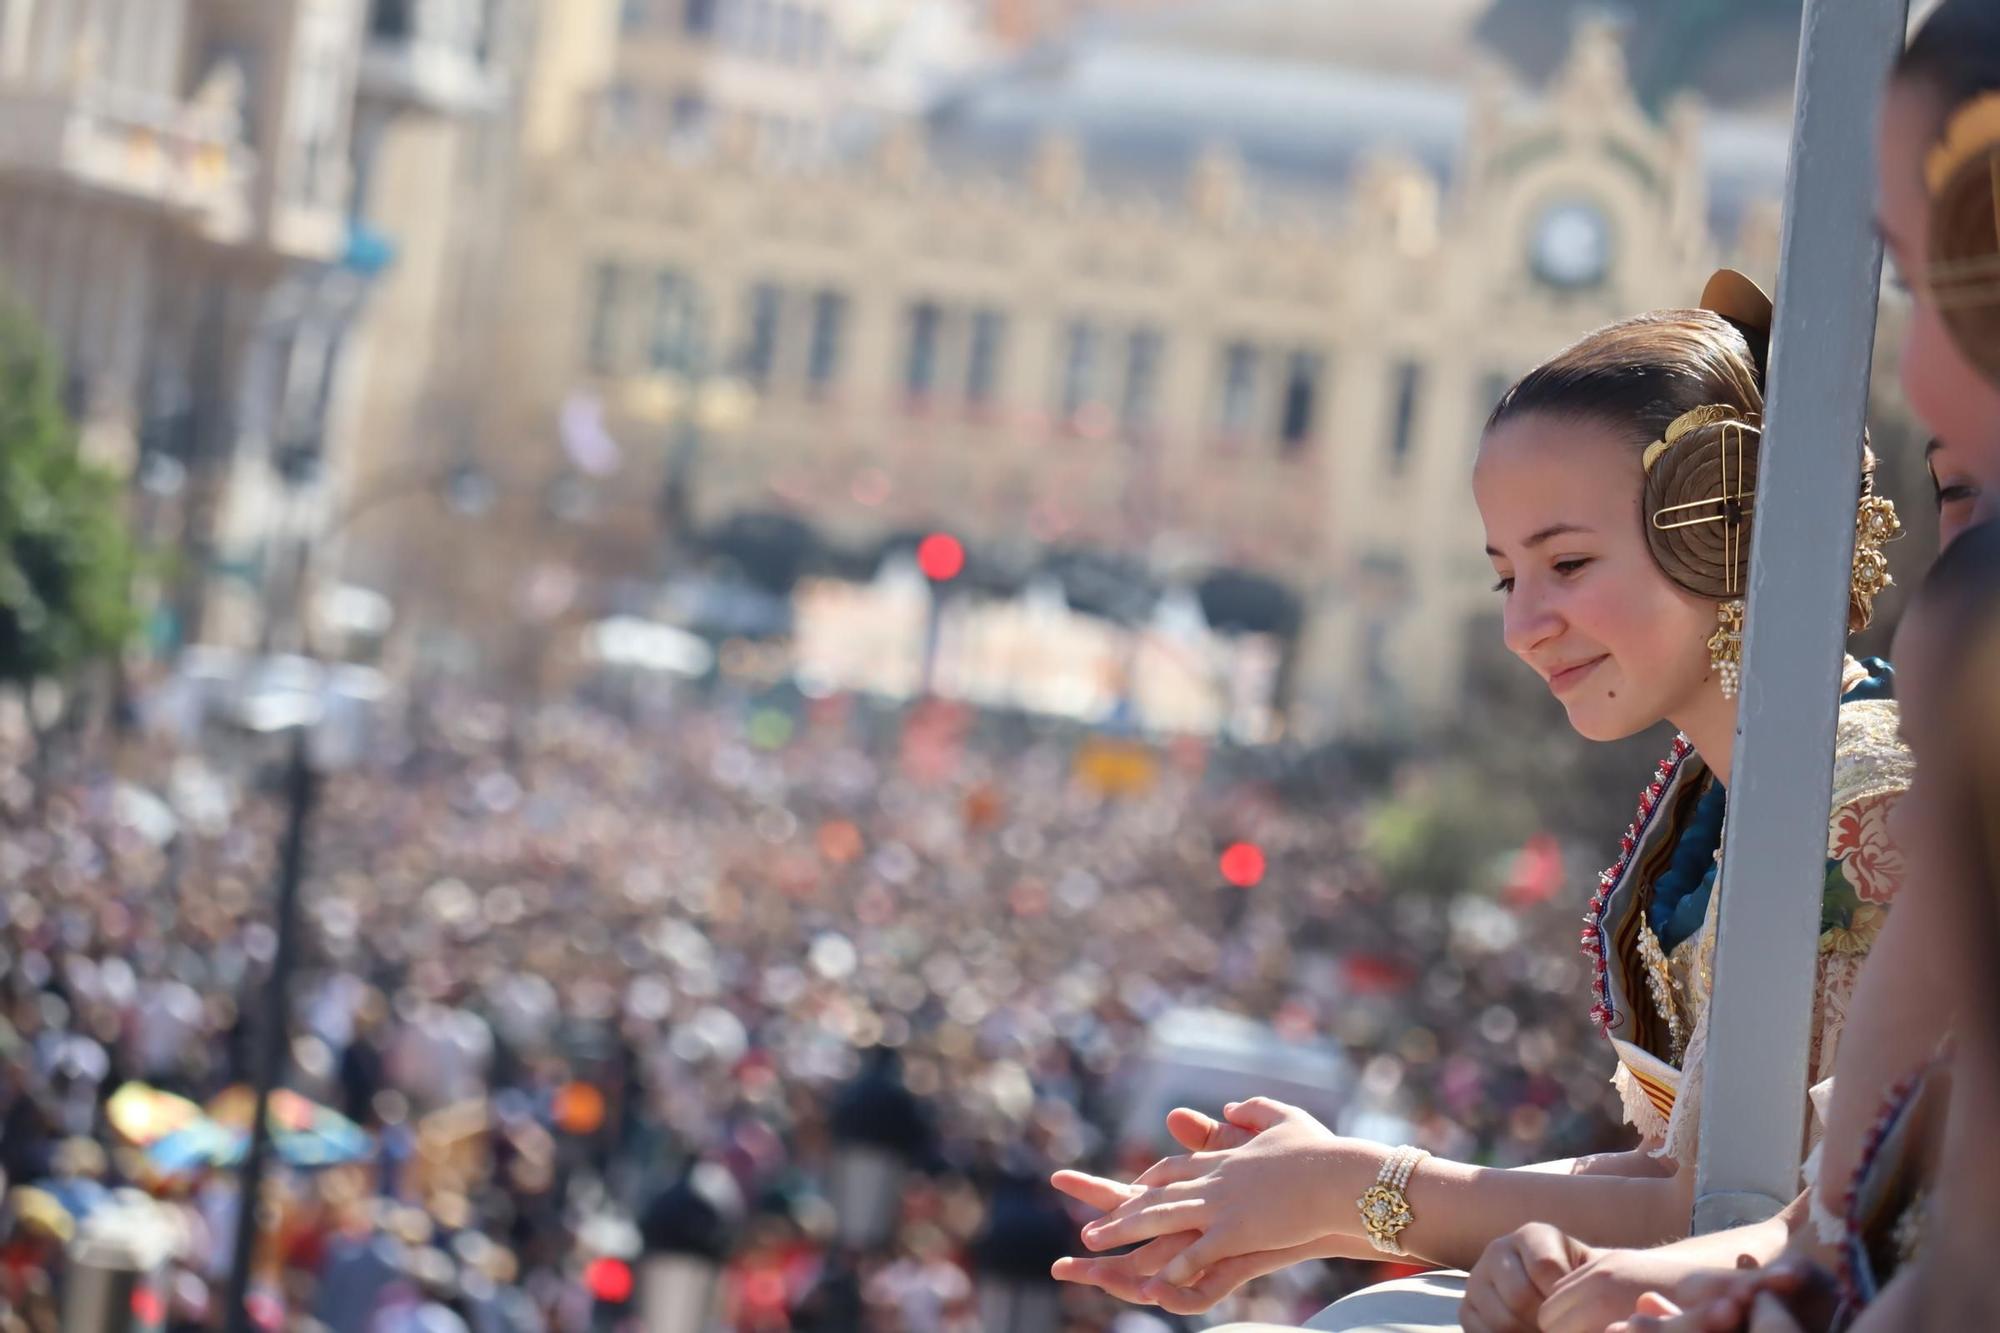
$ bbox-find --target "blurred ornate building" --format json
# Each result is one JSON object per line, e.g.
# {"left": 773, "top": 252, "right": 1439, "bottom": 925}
{"left": 408, "top": 0, "right": 1787, "bottom": 736}
{"left": 0, "top": 0, "right": 510, "bottom": 646}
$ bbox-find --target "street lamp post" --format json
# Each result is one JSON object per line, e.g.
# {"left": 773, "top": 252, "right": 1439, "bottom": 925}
{"left": 218, "top": 722, "right": 314, "bottom": 1333}
{"left": 215, "top": 463, "right": 487, "bottom": 1333}
{"left": 210, "top": 659, "right": 385, "bottom": 1333}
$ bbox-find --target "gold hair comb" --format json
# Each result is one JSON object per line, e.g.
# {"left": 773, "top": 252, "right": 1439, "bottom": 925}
{"left": 1643, "top": 404, "right": 1740, "bottom": 473}
{"left": 1649, "top": 409, "right": 1755, "bottom": 596}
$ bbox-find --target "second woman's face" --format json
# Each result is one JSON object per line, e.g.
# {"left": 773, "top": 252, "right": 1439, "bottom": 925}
{"left": 1879, "top": 79, "right": 2000, "bottom": 473}
{"left": 1930, "top": 435, "right": 1990, "bottom": 551}
{"left": 1475, "top": 413, "right": 1720, "bottom": 742}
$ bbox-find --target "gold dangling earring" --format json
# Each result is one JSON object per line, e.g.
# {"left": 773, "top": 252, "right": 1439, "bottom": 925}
{"left": 1709, "top": 599, "right": 1745, "bottom": 700}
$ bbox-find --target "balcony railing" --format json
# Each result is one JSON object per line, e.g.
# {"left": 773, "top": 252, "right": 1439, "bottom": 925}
{"left": 0, "top": 80, "right": 253, "bottom": 240}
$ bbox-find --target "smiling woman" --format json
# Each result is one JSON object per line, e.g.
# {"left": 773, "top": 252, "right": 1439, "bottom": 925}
{"left": 1048, "top": 273, "right": 1915, "bottom": 1329}
{"left": 1473, "top": 272, "right": 1910, "bottom": 1163}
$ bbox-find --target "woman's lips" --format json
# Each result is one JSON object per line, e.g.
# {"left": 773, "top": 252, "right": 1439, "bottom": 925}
{"left": 1550, "top": 655, "right": 1609, "bottom": 695}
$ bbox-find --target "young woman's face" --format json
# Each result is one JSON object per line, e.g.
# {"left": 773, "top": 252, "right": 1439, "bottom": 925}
{"left": 1475, "top": 412, "right": 1721, "bottom": 742}
{"left": 1879, "top": 79, "right": 2000, "bottom": 471}
{"left": 1929, "top": 434, "right": 1991, "bottom": 550}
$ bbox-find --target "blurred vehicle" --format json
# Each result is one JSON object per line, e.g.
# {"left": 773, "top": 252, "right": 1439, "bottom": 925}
{"left": 1121, "top": 1008, "right": 1353, "bottom": 1152}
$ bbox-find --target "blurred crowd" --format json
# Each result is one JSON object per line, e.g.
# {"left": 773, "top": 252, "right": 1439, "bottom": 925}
{"left": 0, "top": 678, "right": 1629, "bottom": 1332}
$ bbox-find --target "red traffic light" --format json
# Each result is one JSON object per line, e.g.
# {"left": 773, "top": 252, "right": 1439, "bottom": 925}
{"left": 585, "top": 1257, "right": 635, "bottom": 1304}
{"left": 1219, "top": 842, "right": 1266, "bottom": 888}
{"left": 917, "top": 532, "right": 966, "bottom": 582}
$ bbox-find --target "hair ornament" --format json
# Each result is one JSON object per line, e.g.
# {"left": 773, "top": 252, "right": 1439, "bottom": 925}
{"left": 1645, "top": 404, "right": 1744, "bottom": 474}
{"left": 1698, "top": 269, "right": 1775, "bottom": 336}
{"left": 1926, "top": 91, "right": 2000, "bottom": 198}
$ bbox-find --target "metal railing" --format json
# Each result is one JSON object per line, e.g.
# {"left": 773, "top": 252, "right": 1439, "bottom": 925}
{"left": 1691, "top": 0, "right": 1906, "bottom": 1233}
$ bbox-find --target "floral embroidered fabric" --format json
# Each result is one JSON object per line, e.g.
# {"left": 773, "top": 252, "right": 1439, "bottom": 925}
{"left": 1585, "top": 677, "right": 1914, "bottom": 1163}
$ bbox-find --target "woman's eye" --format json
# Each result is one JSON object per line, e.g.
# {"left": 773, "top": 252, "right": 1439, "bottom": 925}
{"left": 1553, "top": 558, "right": 1592, "bottom": 577}
{"left": 1941, "top": 483, "right": 1980, "bottom": 506}
{"left": 1491, "top": 576, "right": 1515, "bottom": 594}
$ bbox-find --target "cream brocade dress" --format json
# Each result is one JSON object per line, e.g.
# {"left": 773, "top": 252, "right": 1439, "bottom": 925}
{"left": 1587, "top": 661, "right": 1914, "bottom": 1166}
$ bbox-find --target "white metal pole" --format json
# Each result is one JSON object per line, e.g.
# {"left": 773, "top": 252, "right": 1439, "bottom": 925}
{"left": 1691, "top": 0, "right": 1909, "bottom": 1232}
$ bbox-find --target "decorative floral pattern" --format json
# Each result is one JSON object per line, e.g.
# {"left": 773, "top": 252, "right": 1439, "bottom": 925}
{"left": 1823, "top": 903, "right": 1887, "bottom": 958}
{"left": 1593, "top": 692, "right": 1914, "bottom": 1163}
{"left": 1818, "top": 792, "right": 1904, "bottom": 965}
{"left": 1830, "top": 792, "right": 1905, "bottom": 906}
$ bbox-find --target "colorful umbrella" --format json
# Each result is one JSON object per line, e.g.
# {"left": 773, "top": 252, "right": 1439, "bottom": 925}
{"left": 144, "top": 1120, "right": 245, "bottom": 1172}
{"left": 107, "top": 1083, "right": 205, "bottom": 1147}
{"left": 144, "top": 1090, "right": 373, "bottom": 1173}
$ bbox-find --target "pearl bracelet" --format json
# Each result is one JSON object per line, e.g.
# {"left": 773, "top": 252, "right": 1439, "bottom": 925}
{"left": 1355, "top": 1144, "right": 1429, "bottom": 1255}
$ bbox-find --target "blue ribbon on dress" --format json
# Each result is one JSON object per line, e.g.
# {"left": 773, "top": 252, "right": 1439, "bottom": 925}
{"left": 1648, "top": 657, "right": 1894, "bottom": 955}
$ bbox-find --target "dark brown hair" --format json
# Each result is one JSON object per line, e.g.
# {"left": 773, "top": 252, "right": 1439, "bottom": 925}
{"left": 1485, "top": 309, "right": 1767, "bottom": 450}
{"left": 1487, "top": 309, "right": 1880, "bottom": 625}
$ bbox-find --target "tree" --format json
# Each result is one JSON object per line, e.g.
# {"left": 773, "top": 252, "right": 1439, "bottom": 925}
{"left": 0, "top": 298, "right": 137, "bottom": 709}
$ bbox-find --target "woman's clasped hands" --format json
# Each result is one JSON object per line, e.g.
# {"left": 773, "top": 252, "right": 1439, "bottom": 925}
{"left": 1049, "top": 1097, "right": 1391, "bottom": 1314}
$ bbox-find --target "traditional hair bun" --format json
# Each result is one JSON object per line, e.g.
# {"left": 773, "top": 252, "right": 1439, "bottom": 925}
{"left": 1642, "top": 410, "right": 1763, "bottom": 602}
{"left": 1643, "top": 409, "right": 1892, "bottom": 630}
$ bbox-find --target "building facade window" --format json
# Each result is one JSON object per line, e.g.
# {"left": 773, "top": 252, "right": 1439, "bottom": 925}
{"left": 1218, "top": 340, "right": 1259, "bottom": 438}
{"left": 473, "top": 0, "right": 502, "bottom": 64}
{"left": 370, "top": 0, "right": 414, "bottom": 39}
{"left": 807, "top": 289, "right": 846, "bottom": 390}
{"left": 650, "top": 271, "right": 700, "bottom": 371}
{"left": 775, "top": 3, "right": 804, "bottom": 61}
{"left": 671, "top": 92, "right": 708, "bottom": 137}
{"left": 966, "top": 308, "right": 1005, "bottom": 407}
{"left": 905, "top": 301, "right": 942, "bottom": 398}
{"left": 743, "top": 282, "right": 783, "bottom": 386}
{"left": 586, "top": 262, "right": 624, "bottom": 374}
{"left": 739, "top": 0, "right": 774, "bottom": 54}
{"left": 619, "top": 0, "right": 650, "bottom": 33}
{"left": 801, "top": 10, "right": 829, "bottom": 64}
{"left": 1279, "top": 350, "right": 1322, "bottom": 453}
{"left": 1389, "top": 360, "right": 1424, "bottom": 473}
{"left": 290, "top": 5, "right": 352, "bottom": 210}
{"left": 604, "top": 83, "right": 640, "bottom": 136}
{"left": 1059, "top": 320, "right": 1101, "bottom": 421}
{"left": 1122, "top": 327, "right": 1163, "bottom": 430}
{"left": 683, "top": 0, "right": 718, "bottom": 36}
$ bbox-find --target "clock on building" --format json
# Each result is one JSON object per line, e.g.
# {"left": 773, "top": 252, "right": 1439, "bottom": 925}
{"left": 1529, "top": 200, "right": 1613, "bottom": 289}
